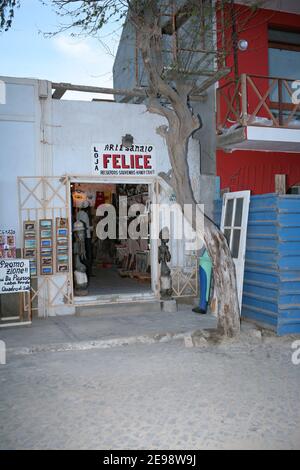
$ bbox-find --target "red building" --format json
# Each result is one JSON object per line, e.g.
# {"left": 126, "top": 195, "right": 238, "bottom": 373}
{"left": 216, "top": 1, "right": 300, "bottom": 194}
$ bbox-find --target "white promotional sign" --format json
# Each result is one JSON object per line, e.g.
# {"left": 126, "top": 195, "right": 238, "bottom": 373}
{"left": 0, "top": 259, "right": 30, "bottom": 294}
{"left": 92, "top": 143, "right": 156, "bottom": 177}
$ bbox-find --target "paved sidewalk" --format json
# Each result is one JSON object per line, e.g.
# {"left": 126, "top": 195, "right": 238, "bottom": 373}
{"left": 1, "top": 337, "right": 299, "bottom": 449}
{"left": 0, "top": 306, "right": 217, "bottom": 355}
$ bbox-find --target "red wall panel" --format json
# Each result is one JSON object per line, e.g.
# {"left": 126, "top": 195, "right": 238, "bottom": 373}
{"left": 217, "top": 150, "right": 300, "bottom": 194}
{"left": 217, "top": 5, "right": 300, "bottom": 194}
{"left": 219, "top": 6, "right": 300, "bottom": 81}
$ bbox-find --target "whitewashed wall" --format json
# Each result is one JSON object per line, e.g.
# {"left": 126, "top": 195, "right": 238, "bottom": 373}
{"left": 52, "top": 99, "right": 214, "bottom": 216}
{"left": 0, "top": 77, "right": 41, "bottom": 246}
{"left": 52, "top": 99, "right": 171, "bottom": 175}
{"left": 0, "top": 76, "right": 215, "bottom": 248}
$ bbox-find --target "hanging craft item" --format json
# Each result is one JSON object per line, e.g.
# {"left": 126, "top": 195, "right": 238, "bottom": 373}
{"left": 23, "top": 222, "right": 37, "bottom": 276}
{"left": 95, "top": 191, "right": 105, "bottom": 209}
{"left": 104, "top": 190, "right": 112, "bottom": 204}
{"left": 72, "top": 189, "right": 88, "bottom": 208}
{"left": 73, "top": 220, "right": 88, "bottom": 295}
{"left": 56, "top": 217, "right": 69, "bottom": 273}
{"left": 39, "top": 219, "right": 53, "bottom": 275}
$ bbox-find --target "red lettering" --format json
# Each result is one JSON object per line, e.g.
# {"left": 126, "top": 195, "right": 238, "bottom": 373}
{"left": 144, "top": 155, "right": 152, "bottom": 169}
{"left": 135, "top": 155, "right": 143, "bottom": 169}
{"left": 121, "top": 154, "right": 130, "bottom": 169}
{"left": 103, "top": 153, "right": 152, "bottom": 170}
{"left": 130, "top": 154, "right": 135, "bottom": 168}
{"left": 112, "top": 154, "right": 121, "bottom": 169}
{"left": 103, "top": 154, "right": 111, "bottom": 169}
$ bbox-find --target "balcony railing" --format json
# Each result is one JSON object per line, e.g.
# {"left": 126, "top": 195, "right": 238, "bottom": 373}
{"left": 217, "top": 74, "right": 300, "bottom": 133}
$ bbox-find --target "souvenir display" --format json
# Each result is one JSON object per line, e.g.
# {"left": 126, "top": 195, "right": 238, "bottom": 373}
{"left": 95, "top": 191, "right": 105, "bottom": 208}
{"left": 56, "top": 218, "right": 69, "bottom": 273}
{"left": 23, "top": 222, "right": 37, "bottom": 276}
{"left": 0, "top": 229, "right": 17, "bottom": 259}
{"left": 73, "top": 220, "right": 88, "bottom": 295}
{"left": 39, "top": 219, "right": 53, "bottom": 275}
{"left": 72, "top": 189, "right": 88, "bottom": 208}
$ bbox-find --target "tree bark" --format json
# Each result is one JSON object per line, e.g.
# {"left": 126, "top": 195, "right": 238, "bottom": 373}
{"left": 132, "top": 5, "right": 241, "bottom": 337}
{"left": 161, "top": 134, "right": 240, "bottom": 338}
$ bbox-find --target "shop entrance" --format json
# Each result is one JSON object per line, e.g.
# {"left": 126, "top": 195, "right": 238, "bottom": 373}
{"left": 70, "top": 181, "right": 154, "bottom": 301}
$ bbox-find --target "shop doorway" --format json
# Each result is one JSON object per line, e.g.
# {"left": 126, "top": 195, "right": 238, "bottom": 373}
{"left": 70, "top": 181, "right": 153, "bottom": 300}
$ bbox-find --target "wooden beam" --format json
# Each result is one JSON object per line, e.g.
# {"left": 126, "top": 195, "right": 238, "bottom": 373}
{"left": 133, "top": 96, "right": 146, "bottom": 104}
{"left": 162, "top": 1, "right": 195, "bottom": 35}
{"left": 51, "top": 82, "right": 207, "bottom": 102}
{"left": 217, "top": 127, "right": 247, "bottom": 149}
{"left": 195, "top": 68, "right": 231, "bottom": 94}
{"left": 52, "top": 82, "right": 147, "bottom": 99}
{"left": 119, "top": 95, "right": 133, "bottom": 103}
{"left": 275, "top": 174, "right": 286, "bottom": 194}
{"left": 52, "top": 87, "right": 67, "bottom": 99}
{"left": 163, "top": 67, "right": 228, "bottom": 79}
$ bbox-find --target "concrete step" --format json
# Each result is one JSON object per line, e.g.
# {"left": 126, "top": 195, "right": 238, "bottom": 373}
{"left": 75, "top": 300, "right": 162, "bottom": 317}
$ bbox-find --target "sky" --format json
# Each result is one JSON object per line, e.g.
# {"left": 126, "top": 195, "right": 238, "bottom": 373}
{"left": 0, "top": 0, "right": 122, "bottom": 100}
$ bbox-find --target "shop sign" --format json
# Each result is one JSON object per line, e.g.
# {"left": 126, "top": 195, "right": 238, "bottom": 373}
{"left": 92, "top": 143, "right": 156, "bottom": 177}
{"left": 0, "top": 259, "right": 30, "bottom": 294}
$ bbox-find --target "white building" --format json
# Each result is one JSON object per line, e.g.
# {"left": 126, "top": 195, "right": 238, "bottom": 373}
{"left": 0, "top": 75, "right": 215, "bottom": 318}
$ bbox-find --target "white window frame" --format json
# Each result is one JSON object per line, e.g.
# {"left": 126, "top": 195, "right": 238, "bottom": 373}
{"left": 220, "top": 190, "right": 250, "bottom": 312}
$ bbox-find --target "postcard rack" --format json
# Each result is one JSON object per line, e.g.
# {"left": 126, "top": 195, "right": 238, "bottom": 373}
{"left": 23, "top": 218, "right": 69, "bottom": 276}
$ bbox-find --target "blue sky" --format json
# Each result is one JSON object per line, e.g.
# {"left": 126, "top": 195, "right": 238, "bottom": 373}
{"left": 0, "top": 0, "right": 122, "bottom": 99}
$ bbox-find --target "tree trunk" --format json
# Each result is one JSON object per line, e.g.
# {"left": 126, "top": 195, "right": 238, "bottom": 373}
{"left": 133, "top": 10, "right": 241, "bottom": 338}
{"left": 163, "top": 137, "right": 240, "bottom": 338}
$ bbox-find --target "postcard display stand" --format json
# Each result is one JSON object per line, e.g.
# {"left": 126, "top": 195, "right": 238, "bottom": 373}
{"left": 23, "top": 218, "right": 70, "bottom": 277}
{"left": 22, "top": 218, "right": 70, "bottom": 318}
{"left": 23, "top": 221, "right": 37, "bottom": 277}
{"left": 56, "top": 218, "right": 69, "bottom": 273}
{"left": 39, "top": 219, "right": 54, "bottom": 275}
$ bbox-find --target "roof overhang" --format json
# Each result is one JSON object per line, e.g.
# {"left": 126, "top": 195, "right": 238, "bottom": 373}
{"left": 236, "top": 0, "right": 300, "bottom": 15}
{"left": 217, "top": 126, "right": 300, "bottom": 153}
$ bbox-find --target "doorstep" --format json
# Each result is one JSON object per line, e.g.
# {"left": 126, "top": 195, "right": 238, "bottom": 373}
{"left": 74, "top": 291, "right": 157, "bottom": 306}
{"left": 75, "top": 299, "right": 162, "bottom": 317}
{"left": 74, "top": 292, "right": 160, "bottom": 315}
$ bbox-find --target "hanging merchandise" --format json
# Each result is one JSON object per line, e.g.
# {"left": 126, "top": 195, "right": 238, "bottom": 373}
{"left": 95, "top": 191, "right": 105, "bottom": 208}
{"left": 39, "top": 219, "right": 54, "bottom": 275}
{"left": 72, "top": 189, "right": 88, "bottom": 208}
{"left": 104, "top": 190, "right": 112, "bottom": 204}
{"left": 56, "top": 218, "right": 69, "bottom": 273}
{"left": 73, "top": 220, "right": 88, "bottom": 295}
{"left": 193, "top": 249, "right": 212, "bottom": 314}
{"left": 23, "top": 221, "right": 37, "bottom": 276}
{"left": 86, "top": 191, "right": 96, "bottom": 207}
{"left": 0, "top": 229, "right": 16, "bottom": 259}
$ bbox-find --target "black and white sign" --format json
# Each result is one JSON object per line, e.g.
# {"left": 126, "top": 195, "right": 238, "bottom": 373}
{"left": 0, "top": 259, "right": 30, "bottom": 294}
{"left": 92, "top": 143, "right": 156, "bottom": 176}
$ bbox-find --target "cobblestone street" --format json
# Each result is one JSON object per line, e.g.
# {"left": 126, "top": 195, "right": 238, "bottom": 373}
{"left": 0, "top": 333, "right": 299, "bottom": 450}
